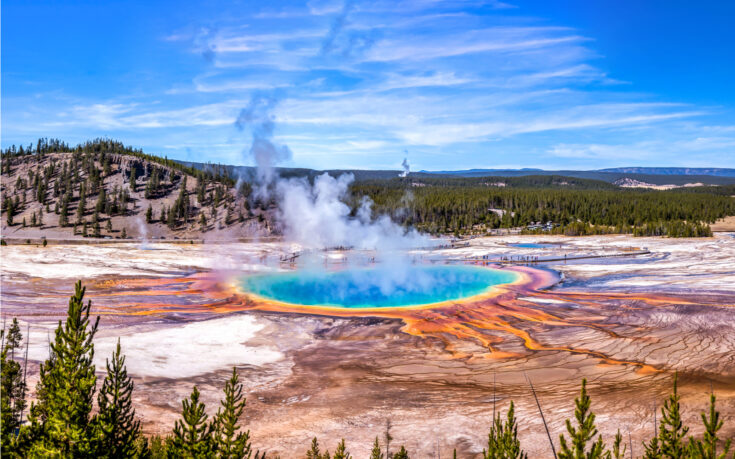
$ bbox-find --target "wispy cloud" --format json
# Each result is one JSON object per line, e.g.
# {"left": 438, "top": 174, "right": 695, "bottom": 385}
{"left": 4, "top": 0, "right": 734, "bottom": 169}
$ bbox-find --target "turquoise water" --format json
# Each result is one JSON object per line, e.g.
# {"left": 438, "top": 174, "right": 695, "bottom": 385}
{"left": 240, "top": 264, "right": 519, "bottom": 308}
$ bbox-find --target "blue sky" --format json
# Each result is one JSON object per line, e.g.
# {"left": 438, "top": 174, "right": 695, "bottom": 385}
{"left": 3, "top": 0, "right": 735, "bottom": 170}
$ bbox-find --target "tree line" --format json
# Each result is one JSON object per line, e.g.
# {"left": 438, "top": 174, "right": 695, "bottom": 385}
{"left": 349, "top": 181, "right": 735, "bottom": 237}
{"left": 2, "top": 281, "right": 733, "bottom": 458}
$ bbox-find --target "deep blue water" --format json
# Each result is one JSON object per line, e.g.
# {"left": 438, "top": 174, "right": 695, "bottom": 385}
{"left": 240, "top": 265, "right": 519, "bottom": 308}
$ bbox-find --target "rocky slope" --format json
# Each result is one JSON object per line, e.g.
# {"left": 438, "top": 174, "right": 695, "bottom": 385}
{"left": 1, "top": 150, "right": 271, "bottom": 241}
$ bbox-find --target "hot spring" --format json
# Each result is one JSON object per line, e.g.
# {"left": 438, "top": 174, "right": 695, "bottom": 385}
{"left": 240, "top": 264, "right": 520, "bottom": 309}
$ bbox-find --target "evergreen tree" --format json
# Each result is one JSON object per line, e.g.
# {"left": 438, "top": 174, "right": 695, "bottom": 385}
{"left": 106, "top": 219, "right": 113, "bottom": 233}
{"left": 167, "top": 204, "right": 177, "bottom": 229}
{"left": 169, "top": 386, "right": 213, "bottom": 458}
{"left": 121, "top": 227, "right": 128, "bottom": 239}
{"left": 332, "top": 439, "right": 351, "bottom": 459}
{"left": 688, "top": 393, "right": 732, "bottom": 459}
{"left": 484, "top": 401, "right": 527, "bottom": 459}
{"left": 307, "top": 437, "right": 327, "bottom": 459}
{"left": 213, "top": 368, "right": 252, "bottom": 459}
{"left": 200, "top": 212, "right": 207, "bottom": 231}
{"left": 659, "top": 374, "right": 689, "bottom": 458}
{"left": 197, "top": 179, "right": 205, "bottom": 205}
{"left": 5, "top": 197, "right": 15, "bottom": 226}
{"left": 25, "top": 281, "right": 100, "bottom": 457}
{"left": 393, "top": 446, "right": 410, "bottom": 459}
{"left": 60, "top": 199, "right": 69, "bottom": 227}
{"left": 77, "top": 182, "right": 87, "bottom": 223}
{"left": 93, "top": 339, "right": 142, "bottom": 458}
{"left": 558, "top": 379, "right": 606, "bottom": 459}
{"left": 146, "top": 204, "right": 153, "bottom": 224}
{"left": 175, "top": 176, "right": 188, "bottom": 220}
{"left": 610, "top": 430, "right": 626, "bottom": 459}
{"left": 96, "top": 189, "right": 107, "bottom": 214}
{"left": 130, "top": 168, "right": 137, "bottom": 192}
{"left": 370, "top": 437, "right": 384, "bottom": 459}
{"left": 1, "top": 319, "right": 27, "bottom": 455}
{"left": 149, "top": 435, "right": 170, "bottom": 458}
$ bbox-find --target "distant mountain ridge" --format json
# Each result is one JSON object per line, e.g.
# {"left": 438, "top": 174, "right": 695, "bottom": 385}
{"left": 599, "top": 167, "right": 735, "bottom": 177}
{"left": 179, "top": 161, "right": 735, "bottom": 186}
{"left": 417, "top": 169, "right": 735, "bottom": 185}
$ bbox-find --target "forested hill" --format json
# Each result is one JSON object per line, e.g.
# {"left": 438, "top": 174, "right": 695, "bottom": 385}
{"left": 1, "top": 139, "right": 265, "bottom": 241}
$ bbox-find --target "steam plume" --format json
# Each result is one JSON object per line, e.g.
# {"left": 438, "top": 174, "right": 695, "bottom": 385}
{"left": 234, "top": 93, "right": 292, "bottom": 198}
{"left": 400, "top": 157, "right": 410, "bottom": 178}
{"left": 276, "top": 173, "right": 429, "bottom": 250}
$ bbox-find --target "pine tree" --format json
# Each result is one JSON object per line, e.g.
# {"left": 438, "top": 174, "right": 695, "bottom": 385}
{"left": 484, "top": 401, "right": 527, "bottom": 459}
{"left": 393, "top": 446, "right": 410, "bottom": 459}
{"left": 167, "top": 204, "right": 177, "bottom": 229}
{"left": 121, "top": 227, "right": 127, "bottom": 239}
{"left": 659, "top": 374, "right": 689, "bottom": 458}
{"left": 96, "top": 188, "right": 107, "bottom": 214}
{"left": 558, "top": 379, "right": 606, "bottom": 459}
{"left": 169, "top": 386, "right": 213, "bottom": 457}
{"left": 200, "top": 212, "right": 207, "bottom": 231}
{"left": 77, "top": 182, "right": 86, "bottom": 223}
{"left": 93, "top": 339, "right": 142, "bottom": 458}
{"left": 611, "top": 430, "right": 626, "bottom": 459}
{"left": 5, "top": 197, "right": 14, "bottom": 226}
{"left": 307, "top": 437, "right": 326, "bottom": 459}
{"left": 370, "top": 437, "right": 383, "bottom": 459}
{"left": 60, "top": 200, "right": 69, "bottom": 227}
{"left": 688, "top": 393, "right": 732, "bottom": 458}
{"left": 1, "top": 319, "right": 27, "bottom": 455}
{"left": 213, "top": 368, "right": 252, "bottom": 458}
{"left": 146, "top": 204, "right": 153, "bottom": 224}
{"left": 106, "top": 218, "right": 112, "bottom": 233}
{"left": 25, "top": 281, "right": 100, "bottom": 456}
{"left": 130, "top": 168, "right": 137, "bottom": 192}
{"left": 332, "top": 439, "right": 351, "bottom": 459}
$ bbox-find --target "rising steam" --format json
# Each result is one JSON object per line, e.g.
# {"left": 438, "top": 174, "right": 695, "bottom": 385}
{"left": 235, "top": 93, "right": 292, "bottom": 198}
{"left": 276, "top": 172, "right": 428, "bottom": 250}
{"left": 400, "top": 157, "right": 410, "bottom": 178}
{"left": 233, "top": 89, "right": 430, "bottom": 252}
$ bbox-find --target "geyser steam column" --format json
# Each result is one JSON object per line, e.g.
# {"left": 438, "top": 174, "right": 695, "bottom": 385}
{"left": 235, "top": 92, "right": 430, "bottom": 252}
{"left": 240, "top": 264, "right": 521, "bottom": 309}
